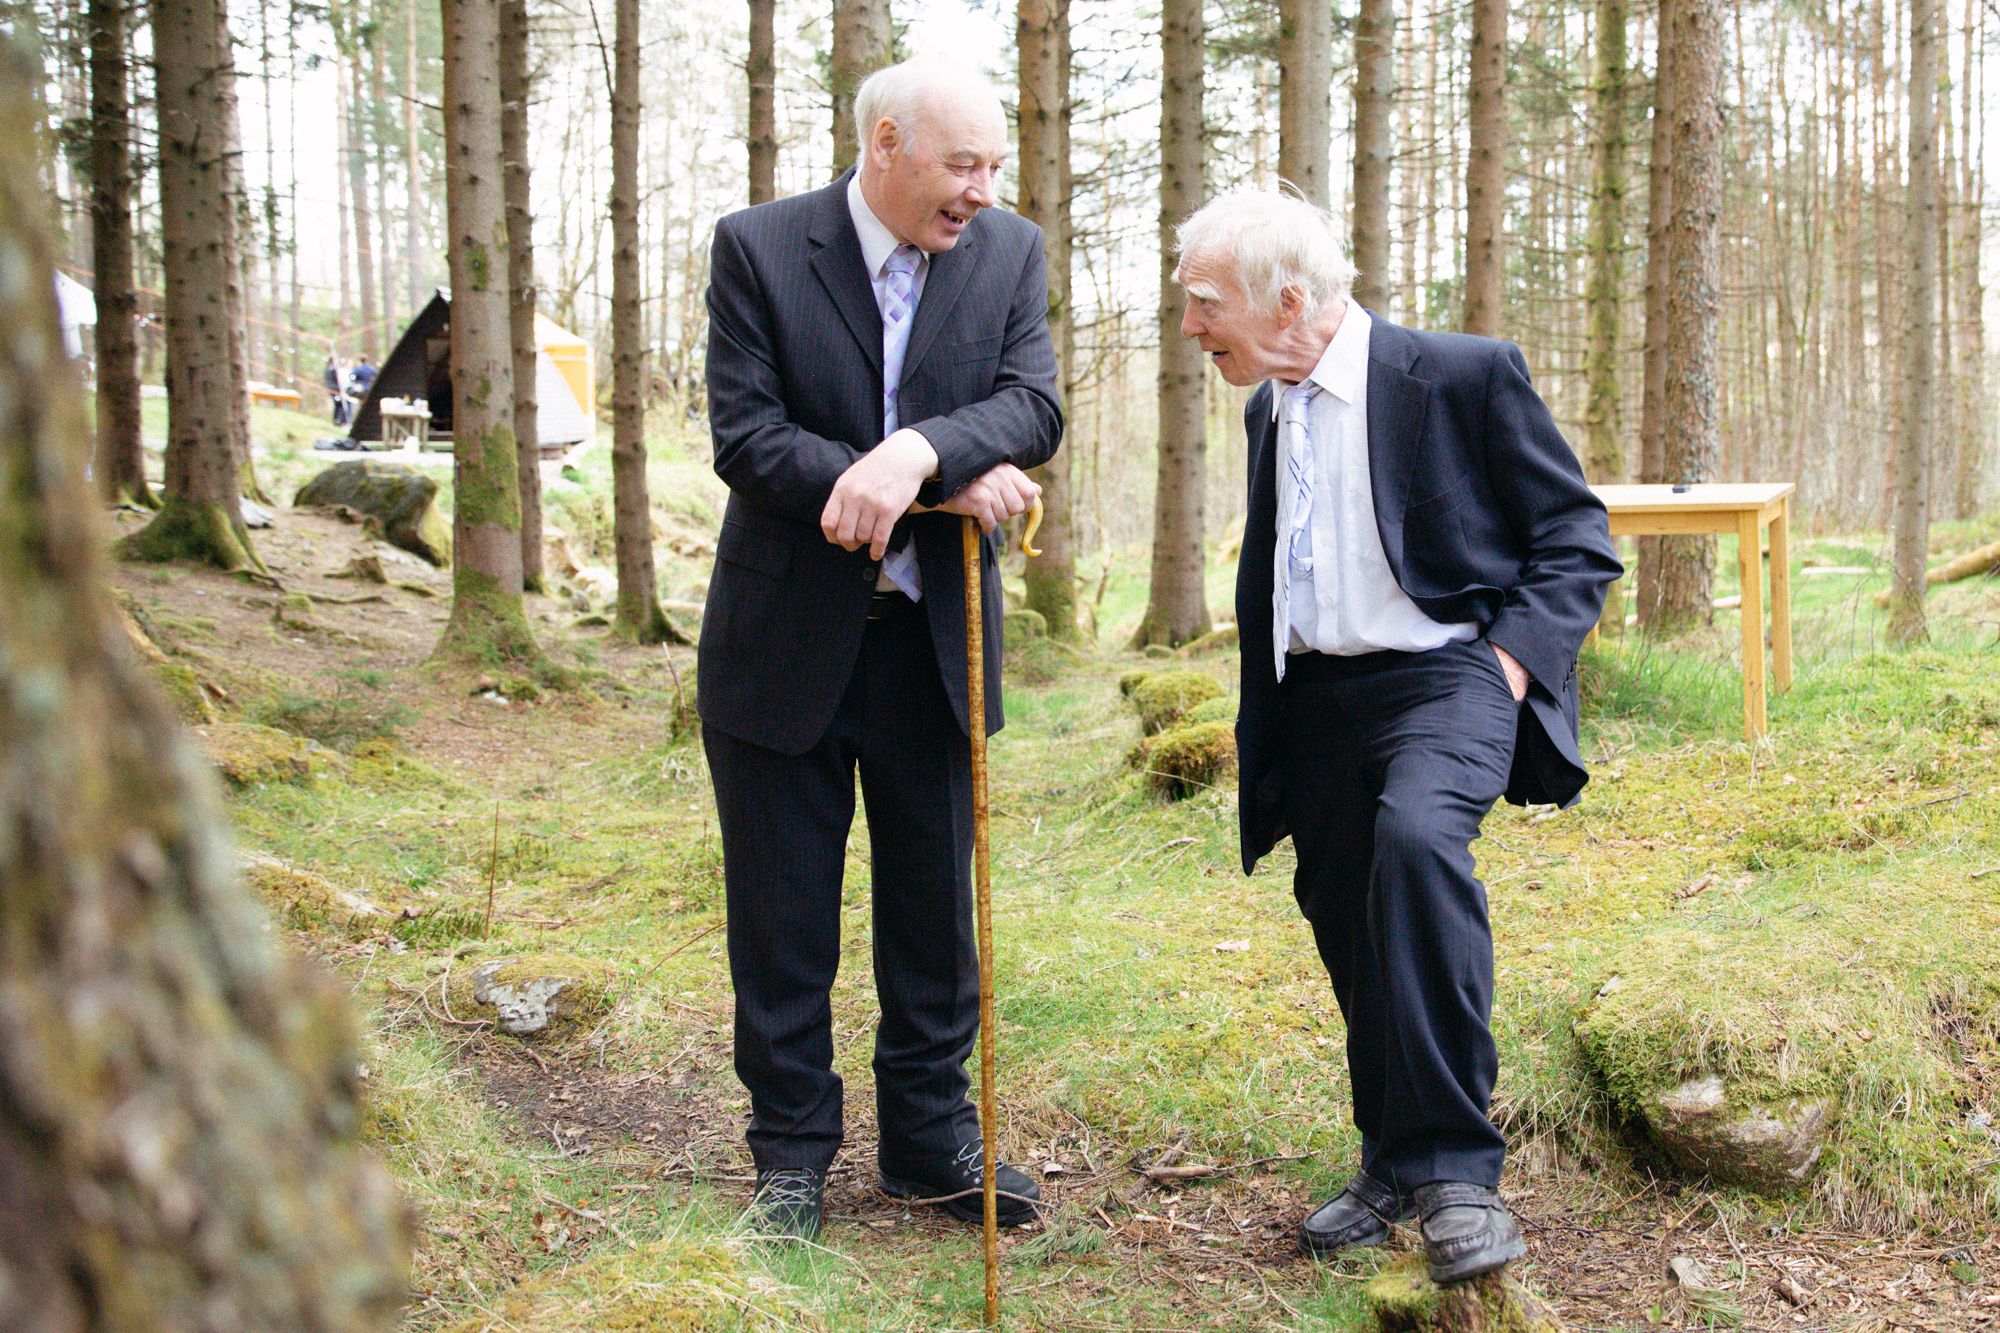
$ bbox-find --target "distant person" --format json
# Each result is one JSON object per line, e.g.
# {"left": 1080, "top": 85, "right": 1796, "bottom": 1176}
{"left": 699, "top": 56, "right": 1059, "bottom": 1241}
{"left": 348, "top": 356, "right": 377, "bottom": 401}
{"left": 1174, "top": 187, "right": 1619, "bottom": 1285}
{"left": 323, "top": 354, "right": 349, "bottom": 427}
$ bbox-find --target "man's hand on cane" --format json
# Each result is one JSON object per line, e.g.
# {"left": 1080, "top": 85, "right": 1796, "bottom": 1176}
{"left": 930, "top": 463, "right": 1040, "bottom": 532}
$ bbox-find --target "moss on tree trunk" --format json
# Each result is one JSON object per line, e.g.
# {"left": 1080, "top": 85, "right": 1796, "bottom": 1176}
{"left": 1365, "top": 1259, "right": 1566, "bottom": 1333}
{"left": 0, "top": 46, "right": 409, "bottom": 1325}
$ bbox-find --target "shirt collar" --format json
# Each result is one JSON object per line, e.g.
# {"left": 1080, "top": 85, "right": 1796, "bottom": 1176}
{"left": 847, "top": 173, "right": 923, "bottom": 280}
{"left": 1268, "top": 302, "right": 1371, "bottom": 418}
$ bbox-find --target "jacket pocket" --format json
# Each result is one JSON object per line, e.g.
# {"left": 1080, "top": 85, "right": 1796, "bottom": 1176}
{"left": 952, "top": 333, "right": 1003, "bottom": 363}
{"left": 717, "top": 517, "right": 792, "bottom": 580}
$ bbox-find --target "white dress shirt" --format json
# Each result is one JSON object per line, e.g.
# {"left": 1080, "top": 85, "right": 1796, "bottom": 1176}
{"left": 1274, "top": 304, "right": 1476, "bottom": 668}
{"left": 847, "top": 174, "right": 927, "bottom": 598}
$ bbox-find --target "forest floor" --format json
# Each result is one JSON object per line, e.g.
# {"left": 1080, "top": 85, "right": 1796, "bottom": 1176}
{"left": 106, "top": 404, "right": 2000, "bottom": 1331}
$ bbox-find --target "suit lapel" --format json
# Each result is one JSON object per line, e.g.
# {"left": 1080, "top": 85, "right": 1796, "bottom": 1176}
{"left": 1363, "top": 314, "right": 1428, "bottom": 579}
{"left": 807, "top": 174, "right": 884, "bottom": 374}
{"left": 898, "top": 227, "right": 978, "bottom": 386}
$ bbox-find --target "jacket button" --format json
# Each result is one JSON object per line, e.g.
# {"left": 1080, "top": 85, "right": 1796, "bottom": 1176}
{"left": 861, "top": 566, "right": 877, "bottom": 581}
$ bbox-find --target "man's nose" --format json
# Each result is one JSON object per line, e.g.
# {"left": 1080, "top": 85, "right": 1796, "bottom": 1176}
{"left": 968, "top": 167, "right": 999, "bottom": 208}
{"left": 1179, "top": 303, "right": 1200, "bottom": 338}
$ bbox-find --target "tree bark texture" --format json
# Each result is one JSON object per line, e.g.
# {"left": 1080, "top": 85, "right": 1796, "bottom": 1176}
{"left": 404, "top": 0, "right": 424, "bottom": 311}
{"left": 1134, "top": 0, "right": 1211, "bottom": 648}
{"left": 88, "top": 0, "right": 149, "bottom": 508}
{"left": 1017, "top": 0, "right": 1079, "bottom": 641}
{"left": 1887, "top": 0, "right": 1937, "bottom": 643}
{"left": 1634, "top": 0, "right": 1675, "bottom": 628}
{"left": 609, "top": 0, "right": 679, "bottom": 644}
{"left": 746, "top": 0, "right": 777, "bottom": 205}
{"left": 1653, "top": 0, "right": 1725, "bottom": 632}
{"left": 830, "top": 0, "right": 892, "bottom": 172}
{"left": 1462, "top": 0, "right": 1507, "bottom": 334}
{"left": 1350, "top": 0, "right": 1394, "bottom": 309}
{"left": 436, "top": 0, "right": 539, "bottom": 665}
{"left": 0, "top": 49, "right": 412, "bottom": 1327}
{"left": 346, "top": 34, "right": 379, "bottom": 363}
{"left": 1278, "top": 0, "right": 1332, "bottom": 207}
{"left": 1584, "top": 0, "right": 1629, "bottom": 632}
{"left": 121, "top": 0, "right": 258, "bottom": 570}
{"left": 499, "top": 0, "right": 543, "bottom": 593}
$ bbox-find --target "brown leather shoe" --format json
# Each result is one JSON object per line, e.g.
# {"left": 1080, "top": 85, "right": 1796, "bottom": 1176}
{"left": 1414, "top": 1181, "right": 1526, "bottom": 1283}
{"left": 1298, "top": 1170, "right": 1414, "bottom": 1257}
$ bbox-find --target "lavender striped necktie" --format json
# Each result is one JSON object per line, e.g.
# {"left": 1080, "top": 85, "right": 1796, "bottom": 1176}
{"left": 1273, "top": 381, "right": 1320, "bottom": 681}
{"left": 880, "top": 243, "right": 921, "bottom": 433}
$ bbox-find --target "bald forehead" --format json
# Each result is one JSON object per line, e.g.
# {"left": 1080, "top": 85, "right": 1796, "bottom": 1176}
{"left": 909, "top": 81, "right": 1006, "bottom": 152}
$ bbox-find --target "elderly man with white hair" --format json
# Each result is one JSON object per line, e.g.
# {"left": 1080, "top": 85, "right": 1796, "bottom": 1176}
{"left": 700, "top": 56, "right": 1060, "bottom": 1239}
{"left": 1176, "top": 188, "right": 1619, "bottom": 1283}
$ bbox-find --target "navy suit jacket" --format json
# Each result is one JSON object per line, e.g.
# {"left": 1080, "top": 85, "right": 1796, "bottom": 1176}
{"left": 1236, "top": 315, "right": 1621, "bottom": 874}
{"left": 699, "top": 172, "right": 1063, "bottom": 754}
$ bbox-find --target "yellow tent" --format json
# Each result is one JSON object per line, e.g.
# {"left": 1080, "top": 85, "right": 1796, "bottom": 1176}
{"left": 534, "top": 312, "right": 595, "bottom": 423}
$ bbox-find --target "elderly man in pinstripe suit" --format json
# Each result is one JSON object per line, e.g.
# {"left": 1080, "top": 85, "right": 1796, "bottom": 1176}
{"left": 699, "top": 57, "right": 1062, "bottom": 1240}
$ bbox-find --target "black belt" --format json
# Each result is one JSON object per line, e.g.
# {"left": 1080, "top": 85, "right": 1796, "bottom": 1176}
{"left": 867, "top": 589, "right": 912, "bottom": 621}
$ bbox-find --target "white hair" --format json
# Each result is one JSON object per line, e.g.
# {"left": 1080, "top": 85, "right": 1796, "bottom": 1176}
{"left": 1173, "top": 185, "right": 1359, "bottom": 319}
{"left": 852, "top": 57, "right": 999, "bottom": 162}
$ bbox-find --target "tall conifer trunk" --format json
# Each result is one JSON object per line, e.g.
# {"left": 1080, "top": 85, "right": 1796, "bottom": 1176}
{"left": 0, "top": 46, "right": 409, "bottom": 1326}
{"left": 88, "top": 0, "right": 149, "bottom": 508}
{"left": 121, "top": 0, "right": 259, "bottom": 569}
{"left": 1278, "top": 0, "right": 1332, "bottom": 206}
{"left": 1584, "top": 0, "right": 1629, "bottom": 631}
{"left": 1133, "top": 0, "right": 1211, "bottom": 648}
{"left": 500, "top": 0, "right": 544, "bottom": 593}
{"left": 434, "top": 0, "right": 541, "bottom": 666}
{"left": 1351, "top": 0, "right": 1394, "bottom": 308}
{"left": 1463, "top": 0, "right": 1507, "bottom": 333}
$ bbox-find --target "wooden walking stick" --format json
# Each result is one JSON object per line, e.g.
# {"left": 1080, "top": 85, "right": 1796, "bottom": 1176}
{"left": 962, "top": 497, "right": 1042, "bottom": 1329}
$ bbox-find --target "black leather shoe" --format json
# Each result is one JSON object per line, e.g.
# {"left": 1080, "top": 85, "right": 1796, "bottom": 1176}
{"left": 1414, "top": 1181, "right": 1526, "bottom": 1283}
{"left": 880, "top": 1137, "right": 1042, "bottom": 1227}
{"left": 1298, "top": 1170, "right": 1415, "bottom": 1257}
{"left": 749, "top": 1167, "right": 825, "bottom": 1240}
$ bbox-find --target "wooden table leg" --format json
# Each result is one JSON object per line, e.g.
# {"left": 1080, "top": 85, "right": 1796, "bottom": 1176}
{"left": 1737, "top": 511, "right": 1767, "bottom": 739}
{"left": 1769, "top": 498, "right": 1792, "bottom": 692}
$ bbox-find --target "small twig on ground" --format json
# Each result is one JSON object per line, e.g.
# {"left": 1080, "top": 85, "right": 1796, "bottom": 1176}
{"left": 483, "top": 801, "right": 500, "bottom": 938}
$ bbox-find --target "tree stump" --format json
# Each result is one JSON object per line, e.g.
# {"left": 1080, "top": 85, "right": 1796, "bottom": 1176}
{"left": 1365, "top": 1258, "right": 1565, "bottom": 1333}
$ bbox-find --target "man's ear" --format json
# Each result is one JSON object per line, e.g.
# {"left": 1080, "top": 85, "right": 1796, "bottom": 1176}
{"left": 1275, "top": 285, "right": 1306, "bottom": 329}
{"left": 867, "top": 118, "right": 901, "bottom": 172}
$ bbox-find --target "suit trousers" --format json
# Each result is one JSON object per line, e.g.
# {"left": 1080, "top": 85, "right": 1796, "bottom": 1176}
{"left": 1278, "top": 638, "right": 1518, "bottom": 1192}
{"left": 704, "top": 600, "right": 979, "bottom": 1173}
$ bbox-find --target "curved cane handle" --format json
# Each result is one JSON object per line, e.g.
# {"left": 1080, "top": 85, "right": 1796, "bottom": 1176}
{"left": 1020, "top": 496, "right": 1044, "bottom": 558}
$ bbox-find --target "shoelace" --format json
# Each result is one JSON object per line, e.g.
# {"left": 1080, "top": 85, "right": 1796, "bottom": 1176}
{"left": 758, "top": 1169, "right": 819, "bottom": 1208}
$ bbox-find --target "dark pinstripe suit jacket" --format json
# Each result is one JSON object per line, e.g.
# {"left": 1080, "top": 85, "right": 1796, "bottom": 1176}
{"left": 1234, "top": 317, "right": 1621, "bottom": 873}
{"left": 698, "top": 171, "right": 1063, "bottom": 755}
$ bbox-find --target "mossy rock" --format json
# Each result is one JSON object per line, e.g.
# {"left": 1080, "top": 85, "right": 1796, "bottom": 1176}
{"left": 1180, "top": 624, "right": 1240, "bottom": 656}
{"left": 1141, "top": 642, "right": 1177, "bottom": 659}
{"left": 240, "top": 850, "right": 391, "bottom": 935}
{"left": 439, "top": 1235, "right": 802, "bottom": 1332}
{"left": 1003, "top": 607, "right": 1048, "bottom": 642}
{"left": 1365, "top": 1258, "right": 1564, "bottom": 1332}
{"left": 151, "top": 660, "right": 217, "bottom": 724}
{"left": 1118, "top": 669, "right": 1155, "bottom": 698}
{"left": 201, "top": 721, "right": 317, "bottom": 788}
{"left": 1143, "top": 720, "right": 1237, "bottom": 799}
{"left": 1131, "top": 669, "right": 1224, "bottom": 735}
{"left": 295, "top": 459, "right": 453, "bottom": 567}
{"left": 447, "top": 954, "right": 616, "bottom": 1039}
{"left": 274, "top": 591, "right": 316, "bottom": 631}
{"left": 1182, "top": 695, "right": 1237, "bottom": 727}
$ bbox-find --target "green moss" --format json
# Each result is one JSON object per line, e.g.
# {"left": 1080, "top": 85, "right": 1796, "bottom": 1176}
{"left": 1118, "top": 669, "right": 1154, "bottom": 698}
{"left": 445, "top": 953, "right": 617, "bottom": 1037}
{"left": 1003, "top": 607, "right": 1048, "bottom": 643}
{"left": 1130, "top": 669, "right": 1223, "bottom": 735}
{"left": 1181, "top": 695, "right": 1236, "bottom": 727}
{"left": 1179, "top": 624, "right": 1239, "bottom": 656}
{"left": 1365, "top": 1258, "right": 1561, "bottom": 1333}
{"left": 437, "top": 1236, "right": 796, "bottom": 1332}
{"left": 152, "top": 661, "right": 215, "bottom": 723}
{"left": 117, "top": 496, "right": 260, "bottom": 572}
{"left": 202, "top": 721, "right": 318, "bottom": 788}
{"left": 1141, "top": 720, "right": 1237, "bottom": 799}
{"left": 241, "top": 851, "right": 389, "bottom": 935}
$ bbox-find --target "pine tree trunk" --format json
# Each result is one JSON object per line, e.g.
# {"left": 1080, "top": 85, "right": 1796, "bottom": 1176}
{"left": 500, "top": 0, "right": 544, "bottom": 594}
{"left": 405, "top": 0, "right": 424, "bottom": 311}
{"left": 336, "top": 49, "right": 354, "bottom": 344}
{"left": 1887, "top": 0, "right": 1937, "bottom": 643}
{"left": 371, "top": 32, "right": 395, "bottom": 327}
{"left": 1351, "top": 0, "right": 1394, "bottom": 308}
{"left": 1134, "top": 0, "right": 1211, "bottom": 648}
{"left": 1634, "top": 0, "right": 1675, "bottom": 627}
{"left": 0, "top": 46, "right": 411, "bottom": 1326}
{"left": 121, "top": 0, "right": 258, "bottom": 570}
{"left": 1462, "top": 0, "right": 1507, "bottom": 334}
{"left": 609, "top": 0, "right": 680, "bottom": 644}
{"left": 1278, "top": 0, "right": 1332, "bottom": 207}
{"left": 1652, "top": 0, "right": 1724, "bottom": 632}
{"left": 747, "top": 0, "right": 777, "bottom": 204}
{"left": 1584, "top": 0, "right": 1629, "bottom": 632}
{"left": 88, "top": 0, "right": 149, "bottom": 508}
{"left": 1951, "top": 0, "right": 1984, "bottom": 517}
{"left": 1017, "top": 0, "right": 1080, "bottom": 641}
{"left": 830, "top": 0, "right": 892, "bottom": 171}
{"left": 219, "top": 72, "right": 265, "bottom": 505}
{"left": 435, "top": 0, "right": 540, "bottom": 666}
{"left": 348, "top": 49, "right": 379, "bottom": 362}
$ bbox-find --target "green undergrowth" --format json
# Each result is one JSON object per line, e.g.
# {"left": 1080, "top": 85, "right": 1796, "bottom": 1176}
{"left": 172, "top": 510, "right": 2000, "bottom": 1328}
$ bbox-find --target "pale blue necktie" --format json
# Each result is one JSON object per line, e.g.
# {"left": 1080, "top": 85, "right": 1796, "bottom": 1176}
{"left": 879, "top": 243, "right": 924, "bottom": 600}
{"left": 1274, "top": 381, "right": 1320, "bottom": 680}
